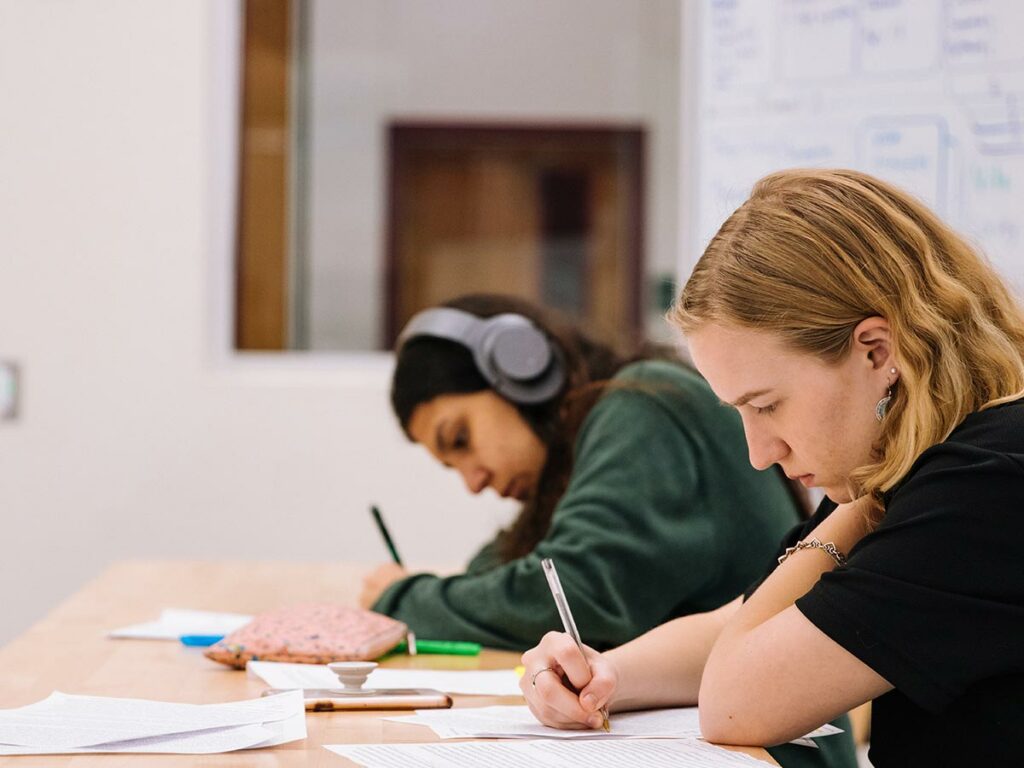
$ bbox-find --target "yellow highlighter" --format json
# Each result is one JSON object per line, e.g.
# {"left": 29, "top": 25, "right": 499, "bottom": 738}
{"left": 540, "top": 558, "right": 611, "bottom": 732}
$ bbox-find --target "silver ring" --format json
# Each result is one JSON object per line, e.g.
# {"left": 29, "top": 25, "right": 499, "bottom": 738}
{"left": 531, "top": 667, "right": 557, "bottom": 688}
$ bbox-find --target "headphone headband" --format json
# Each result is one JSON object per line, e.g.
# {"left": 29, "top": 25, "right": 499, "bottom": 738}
{"left": 397, "top": 307, "right": 567, "bottom": 404}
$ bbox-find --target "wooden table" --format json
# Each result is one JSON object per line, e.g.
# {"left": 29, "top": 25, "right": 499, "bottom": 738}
{"left": 0, "top": 561, "right": 775, "bottom": 766}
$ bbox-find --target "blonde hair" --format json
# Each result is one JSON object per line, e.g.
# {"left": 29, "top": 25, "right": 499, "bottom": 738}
{"left": 674, "top": 168, "right": 1024, "bottom": 506}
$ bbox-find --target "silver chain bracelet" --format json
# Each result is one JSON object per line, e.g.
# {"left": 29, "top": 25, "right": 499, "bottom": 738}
{"left": 777, "top": 537, "right": 848, "bottom": 568}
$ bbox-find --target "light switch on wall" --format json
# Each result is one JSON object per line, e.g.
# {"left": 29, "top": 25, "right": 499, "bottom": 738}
{"left": 0, "top": 362, "right": 19, "bottom": 421}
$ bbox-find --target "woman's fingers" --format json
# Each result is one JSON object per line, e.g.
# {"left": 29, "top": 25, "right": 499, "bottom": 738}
{"left": 520, "top": 632, "right": 617, "bottom": 729}
{"left": 532, "top": 667, "right": 598, "bottom": 727}
{"left": 579, "top": 645, "right": 616, "bottom": 714}
{"left": 547, "top": 632, "right": 596, "bottom": 690}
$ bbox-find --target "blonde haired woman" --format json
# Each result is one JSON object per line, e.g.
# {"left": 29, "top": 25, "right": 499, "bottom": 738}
{"left": 519, "top": 169, "right": 1024, "bottom": 767}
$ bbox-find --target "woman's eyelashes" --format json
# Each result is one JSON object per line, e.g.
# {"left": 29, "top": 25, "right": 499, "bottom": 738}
{"left": 451, "top": 424, "right": 469, "bottom": 451}
{"left": 753, "top": 402, "right": 777, "bottom": 415}
{"left": 437, "top": 424, "right": 468, "bottom": 469}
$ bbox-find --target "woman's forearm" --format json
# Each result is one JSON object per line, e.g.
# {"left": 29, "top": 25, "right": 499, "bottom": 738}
{"left": 708, "top": 500, "right": 870, "bottom": 664}
{"left": 605, "top": 596, "right": 742, "bottom": 711}
{"left": 698, "top": 500, "right": 880, "bottom": 743}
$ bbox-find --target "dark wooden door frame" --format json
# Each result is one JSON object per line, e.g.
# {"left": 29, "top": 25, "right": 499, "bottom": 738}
{"left": 383, "top": 121, "right": 646, "bottom": 349}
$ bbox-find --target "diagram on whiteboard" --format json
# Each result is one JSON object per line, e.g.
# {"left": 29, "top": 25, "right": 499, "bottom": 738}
{"left": 694, "top": 0, "right": 1024, "bottom": 293}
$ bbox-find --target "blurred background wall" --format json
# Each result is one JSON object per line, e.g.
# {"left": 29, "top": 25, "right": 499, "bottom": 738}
{"left": 2, "top": 0, "right": 1022, "bottom": 647}
{"left": 0, "top": 0, "right": 529, "bottom": 643}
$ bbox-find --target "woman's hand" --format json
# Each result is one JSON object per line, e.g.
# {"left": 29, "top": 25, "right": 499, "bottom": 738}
{"left": 359, "top": 563, "right": 409, "bottom": 609}
{"left": 520, "top": 631, "right": 618, "bottom": 730}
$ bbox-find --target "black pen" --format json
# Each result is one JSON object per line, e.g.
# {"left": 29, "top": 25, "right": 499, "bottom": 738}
{"left": 370, "top": 504, "right": 404, "bottom": 567}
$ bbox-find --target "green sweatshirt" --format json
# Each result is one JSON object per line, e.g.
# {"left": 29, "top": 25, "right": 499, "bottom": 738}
{"left": 374, "top": 360, "right": 800, "bottom": 650}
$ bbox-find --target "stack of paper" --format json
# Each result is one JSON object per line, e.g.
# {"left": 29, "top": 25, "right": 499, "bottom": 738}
{"left": 0, "top": 690, "right": 305, "bottom": 754}
{"left": 388, "top": 704, "right": 704, "bottom": 739}
{"left": 248, "top": 660, "right": 523, "bottom": 696}
{"left": 327, "top": 739, "right": 769, "bottom": 767}
{"left": 108, "top": 608, "right": 252, "bottom": 640}
{"left": 386, "top": 704, "right": 841, "bottom": 746}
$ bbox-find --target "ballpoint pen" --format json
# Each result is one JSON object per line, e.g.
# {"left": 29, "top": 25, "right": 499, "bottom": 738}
{"left": 370, "top": 504, "right": 404, "bottom": 567}
{"left": 369, "top": 504, "right": 415, "bottom": 653}
{"left": 540, "top": 558, "right": 611, "bottom": 732}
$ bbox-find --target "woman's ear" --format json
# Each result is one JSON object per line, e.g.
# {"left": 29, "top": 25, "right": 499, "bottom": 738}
{"left": 851, "top": 316, "right": 894, "bottom": 373}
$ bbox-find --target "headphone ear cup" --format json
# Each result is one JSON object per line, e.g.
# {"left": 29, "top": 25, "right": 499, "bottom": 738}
{"left": 478, "top": 318, "right": 566, "bottom": 405}
{"left": 396, "top": 307, "right": 567, "bottom": 405}
{"left": 488, "top": 325, "right": 553, "bottom": 381}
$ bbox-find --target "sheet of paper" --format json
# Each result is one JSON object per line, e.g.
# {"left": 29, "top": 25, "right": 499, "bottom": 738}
{"left": 248, "top": 660, "right": 523, "bottom": 696}
{"left": 0, "top": 705, "right": 308, "bottom": 756}
{"left": 387, "top": 705, "right": 841, "bottom": 744}
{"left": 0, "top": 724, "right": 274, "bottom": 755}
{"left": 108, "top": 608, "right": 252, "bottom": 640}
{"left": 386, "top": 705, "right": 702, "bottom": 740}
{"left": 0, "top": 689, "right": 298, "bottom": 748}
{"left": 326, "top": 738, "right": 767, "bottom": 767}
{"left": 248, "top": 698, "right": 309, "bottom": 749}
{"left": 0, "top": 690, "right": 304, "bottom": 753}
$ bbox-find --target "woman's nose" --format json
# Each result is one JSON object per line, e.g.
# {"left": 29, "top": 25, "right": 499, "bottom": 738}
{"left": 460, "top": 465, "right": 491, "bottom": 494}
{"left": 744, "top": 421, "right": 788, "bottom": 471}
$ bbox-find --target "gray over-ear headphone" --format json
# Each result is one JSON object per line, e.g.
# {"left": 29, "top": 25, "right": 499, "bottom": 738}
{"left": 396, "top": 307, "right": 567, "bottom": 404}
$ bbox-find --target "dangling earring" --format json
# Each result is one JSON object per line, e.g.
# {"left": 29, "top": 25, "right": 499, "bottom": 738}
{"left": 875, "top": 367, "right": 898, "bottom": 422}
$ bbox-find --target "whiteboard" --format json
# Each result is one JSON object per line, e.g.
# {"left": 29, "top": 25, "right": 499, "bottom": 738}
{"left": 686, "top": 0, "right": 1024, "bottom": 296}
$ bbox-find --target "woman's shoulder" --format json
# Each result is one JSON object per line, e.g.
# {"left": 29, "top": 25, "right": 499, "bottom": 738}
{"left": 909, "top": 396, "right": 1024, "bottom": 476}
{"left": 576, "top": 359, "right": 731, "bottom": 448}
{"left": 608, "top": 359, "right": 709, "bottom": 399}
{"left": 885, "top": 396, "right": 1024, "bottom": 524}
{"left": 946, "top": 396, "right": 1024, "bottom": 454}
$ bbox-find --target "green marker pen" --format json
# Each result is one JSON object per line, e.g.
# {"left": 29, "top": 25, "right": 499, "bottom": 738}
{"left": 391, "top": 639, "right": 481, "bottom": 656}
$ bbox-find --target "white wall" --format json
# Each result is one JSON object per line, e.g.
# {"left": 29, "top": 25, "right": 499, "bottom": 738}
{"left": 0, "top": 0, "right": 517, "bottom": 645}
{"left": 305, "top": 0, "right": 681, "bottom": 349}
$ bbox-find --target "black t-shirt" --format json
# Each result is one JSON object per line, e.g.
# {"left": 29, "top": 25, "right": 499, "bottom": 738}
{"left": 756, "top": 399, "right": 1024, "bottom": 767}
